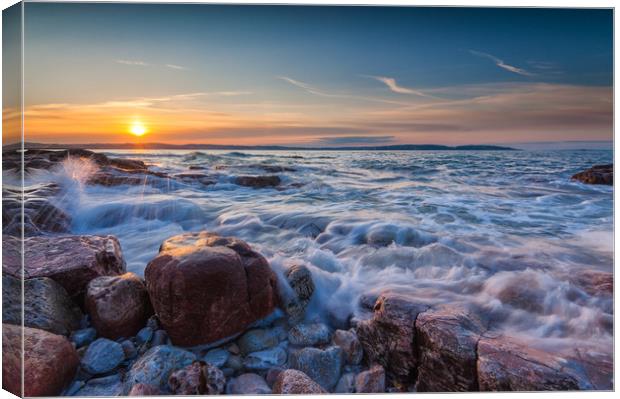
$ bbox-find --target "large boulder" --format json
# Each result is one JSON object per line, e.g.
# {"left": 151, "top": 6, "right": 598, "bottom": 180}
{"left": 85, "top": 272, "right": 152, "bottom": 339}
{"left": 3, "top": 235, "right": 126, "bottom": 298}
{"left": 168, "top": 361, "right": 225, "bottom": 395}
{"left": 124, "top": 345, "right": 196, "bottom": 393}
{"left": 289, "top": 346, "right": 343, "bottom": 391}
{"left": 3, "top": 275, "right": 81, "bottom": 336}
{"left": 272, "top": 369, "right": 327, "bottom": 394}
{"left": 571, "top": 164, "right": 613, "bottom": 185}
{"left": 145, "top": 231, "right": 278, "bottom": 346}
{"left": 2, "top": 324, "right": 79, "bottom": 397}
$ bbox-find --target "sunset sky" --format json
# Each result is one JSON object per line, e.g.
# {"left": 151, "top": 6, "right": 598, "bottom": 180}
{"left": 3, "top": 4, "right": 613, "bottom": 147}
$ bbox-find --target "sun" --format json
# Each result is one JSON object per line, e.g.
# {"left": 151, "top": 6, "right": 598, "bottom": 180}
{"left": 129, "top": 121, "right": 148, "bottom": 137}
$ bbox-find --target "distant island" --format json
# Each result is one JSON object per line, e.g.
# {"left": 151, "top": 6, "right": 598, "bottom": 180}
{"left": 4, "top": 142, "right": 519, "bottom": 152}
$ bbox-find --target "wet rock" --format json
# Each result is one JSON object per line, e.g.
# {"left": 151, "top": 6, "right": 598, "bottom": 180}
{"left": 136, "top": 326, "right": 154, "bottom": 345}
{"left": 335, "top": 372, "right": 356, "bottom": 393}
{"left": 282, "top": 263, "right": 315, "bottom": 322}
{"left": 64, "top": 380, "right": 85, "bottom": 396}
{"left": 87, "top": 171, "right": 147, "bottom": 187}
{"left": 122, "top": 339, "right": 138, "bottom": 359}
{"left": 356, "top": 292, "right": 429, "bottom": 382}
{"left": 128, "top": 383, "right": 161, "bottom": 396}
{"left": 237, "top": 328, "right": 280, "bottom": 355}
{"left": 71, "top": 328, "right": 97, "bottom": 348}
{"left": 80, "top": 338, "right": 125, "bottom": 375}
{"left": 355, "top": 365, "right": 386, "bottom": 393}
{"left": 272, "top": 369, "right": 327, "bottom": 394}
{"left": 228, "top": 373, "right": 271, "bottom": 394}
{"left": 124, "top": 345, "right": 196, "bottom": 393}
{"left": 85, "top": 272, "right": 152, "bottom": 339}
{"left": 571, "top": 164, "right": 613, "bottom": 185}
{"left": 2, "top": 324, "right": 79, "bottom": 397}
{"left": 332, "top": 329, "right": 363, "bottom": 365}
{"left": 288, "top": 323, "right": 331, "bottom": 346}
{"left": 145, "top": 231, "right": 278, "bottom": 346}
{"left": 415, "top": 303, "right": 486, "bottom": 392}
{"left": 570, "top": 270, "right": 613, "bottom": 297}
{"left": 204, "top": 348, "right": 230, "bottom": 368}
{"left": 265, "top": 367, "right": 284, "bottom": 387}
{"left": 74, "top": 374, "right": 123, "bottom": 396}
{"left": 151, "top": 329, "right": 168, "bottom": 347}
{"left": 244, "top": 347, "right": 287, "bottom": 370}
{"left": 172, "top": 172, "right": 216, "bottom": 186}
{"left": 3, "top": 275, "right": 81, "bottom": 336}
{"left": 477, "top": 335, "right": 580, "bottom": 391}
{"left": 168, "top": 361, "right": 225, "bottom": 395}
{"left": 3, "top": 235, "right": 126, "bottom": 298}
{"left": 289, "top": 346, "right": 343, "bottom": 391}
{"left": 235, "top": 175, "right": 281, "bottom": 188}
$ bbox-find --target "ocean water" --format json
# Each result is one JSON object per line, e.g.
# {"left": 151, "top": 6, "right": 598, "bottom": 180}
{"left": 19, "top": 149, "right": 613, "bottom": 355}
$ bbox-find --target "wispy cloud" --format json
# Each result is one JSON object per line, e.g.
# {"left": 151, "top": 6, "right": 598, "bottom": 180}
{"left": 312, "top": 135, "right": 396, "bottom": 145}
{"left": 116, "top": 60, "right": 189, "bottom": 71}
{"left": 469, "top": 50, "right": 534, "bottom": 76}
{"left": 165, "top": 64, "right": 187, "bottom": 70}
{"left": 116, "top": 59, "right": 149, "bottom": 66}
{"left": 364, "top": 75, "right": 434, "bottom": 98}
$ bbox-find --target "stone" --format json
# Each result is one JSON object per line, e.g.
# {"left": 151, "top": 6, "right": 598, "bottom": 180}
{"left": 288, "top": 323, "right": 331, "bottom": 346}
{"left": 356, "top": 292, "right": 429, "bottom": 382}
{"left": 244, "top": 347, "right": 287, "bottom": 370}
{"left": 3, "top": 275, "right": 81, "bottom": 336}
{"left": 265, "top": 367, "right": 284, "bottom": 387}
{"left": 282, "top": 264, "right": 315, "bottom": 322}
{"left": 74, "top": 374, "right": 123, "bottom": 396}
{"left": 570, "top": 270, "right": 613, "bottom": 297}
{"left": 228, "top": 343, "right": 240, "bottom": 355}
{"left": 571, "top": 164, "right": 613, "bottom": 185}
{"left": 235, "top": 175, "right": 281, "bottom": 188}
{"left": 71, "top": 328, "right": 97, "bottom": 348}
{"left": 204, "top": 348, "right": 230, "bottom": 368}
{"left": 80, "top": 338, "right": 125, "bottom": 375}
{"left": 151, "top": 329, "right": 168, "bottom": 347}
{"left": 355, "top": 365, "right": 386, "bottom": 393}
{"left": 128, "top": 383, "right": 161, "bottom": 396}
{"left": 228, "top": 373, "right": 271, "bottom": 394}
{"left": 145, "top": 231, "right": 278, "bottom": 346}
{"left": 85, "top": 272, "right": 152, "bottom": 340}
{"left": 64, "top": 380, "right": 85, "bottom": 396}
{"left": 225, "top": 354, "right": 243, "bottom": 371}
{"left": 124, "top": 345, "right": 196, "bottom": 393}
{"left": 2, "top": 324, "right": 79, "bottom": 397}
{"left": 168, "top": 361, "right": 225, "bottom": 395}
{"left": 289, "top": 345, "right": 343, "bottom": 391}
{"left": 121, "top": 339, "right": 138, "bottom": 359}
{"left": 237, "top": 328, "right": 280, "bottom": 355}
{"left": 272, "top": 369, "right": 327, "bottom": 394}
{"left": 335, "top": 372, "right": 356, "bottom": 393}
{"left": 477, "top": 336, "right": 580, "bottom": 391}
{"left": 332, "top": 329, "right": 363, "bottom": 365}
{"left": 136, "top": 327, "right": 154, "bottom": 345}
{"left": 3, "top": 235, "right": 126, "bottom": 298}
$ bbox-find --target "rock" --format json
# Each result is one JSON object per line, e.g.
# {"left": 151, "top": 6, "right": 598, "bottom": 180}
{"left": 237, "top": 328, "right": 280, "bottom": 355}
{"left": 85, "top": 272, "right": 152, "bottom": 340}
{"left": 151, "top": 329, "right": 168, "bottom": 347}
{"left": 136, "top": 327, "right": 154, "bottom": 345}
{"left": 477, "top": 336, "right": 580, "bottom": 391}
{"left": 335, "top": 372, "right": 356, "bottom": 393}
{"left": 225, "top": 354, "right": 243, "bottom": 371}
{"left": 571, "top": 164, "right": 613, "bottom": 185}
{"left": 228, "top": 343, "right": 240, "bottom": 355}
{"left": 3, "top": 275, "right": 81, "bottom": 336}
{"left": 128, "top": 383, "right": 161, "bottom": 396}
{"left": 204, "top": 348, "right": 230, "bottom": 368}
{"left": 124, "top": 345, "right": 196, "bottom": 392}
{"left": 80, "top": 338, "right": 125, "bottom": 375}
{"left": 235, "top": 175, "right": 281, "bottom": 188}
{"left": 74, "top": 374, "right": 123, "bottom": 396}
{"left": 3, "top": 235, "right": 126, "bottom": 298}
{"left": 64, "top": 380, "right": 85, "bottom": 396}
{"left": 332, "top": 329, "right": 363, "bottom": 365}
{"left": 172, "top": 172, "right": 216, "bottom": 186}
{"left": 244, "top": 347, "right": 287, "bottom": 370}
{"left": 570, "top": 270, "right": 613, "bottom": 297}
{"left": 2, "top": 324, "right": 79, "bottom": 397}
{"left": 289, "top": 346, "right": 343, "bottom": 391}
{"left": 414, "top": 304, "right": 486, "bottom": 392}
{"left": 228, "top": 373, "right": 271, "bottom": 394}
{"left": 356, "top": 292, "right": 429, "bottom": 382}
{"left": 145, "top": 231, "right": 278, "bottom": 346}
{"left": 71, "top": 328, "right": 97, "bottom": 348}
{"left": 282, "top": 264, "right": 315, "bottom": 322}
{"left": 288, "top": 323, "right": 331, "bottom": 347}
{"left": 168, "top": 361, "right": 225, "bottom": 395}
{"left": 146, "top": 315, "right": 160, "bottom": 331}
{"left": 122, "top": 339, "right": 138, "bottom": 359}
{"left": 265, "top": 367, "right": 284, "bottom": 387}
{"left": 355, "top": 365, "right": 386, "bottom": 393}
{"left": 272, "top": 369, "right": 327, "bottom": 394}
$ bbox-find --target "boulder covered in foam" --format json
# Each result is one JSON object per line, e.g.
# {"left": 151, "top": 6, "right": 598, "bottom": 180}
{"left": 145, "top": 231, "right": 278, "bottom": 346}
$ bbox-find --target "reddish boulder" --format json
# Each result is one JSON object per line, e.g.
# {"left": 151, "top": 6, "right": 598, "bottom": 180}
{"left": 2, "top": 324, "right": 79, "bottom": 397}
{"left": 3, "top": 235, "right": 126, "bottom": 297}
{"left": 571, "top": 164, "right": 613, "bottom": 185}
{"left": 355, "top": 364, "right": 386, "bottom": 393}
{"left": 272, "top": 369, "right": 326, "bottom": 394}
{"left": 128, "top": 383, "right": 161, "bottom": 396}
{"left": 86, "top": 272, "right": 153, "bottom": 339}
{"left": 168, "top": 361, "right": 225, "bottom": 395}
{"left": 145, "top": 231, "right": 278, "bottom": 346}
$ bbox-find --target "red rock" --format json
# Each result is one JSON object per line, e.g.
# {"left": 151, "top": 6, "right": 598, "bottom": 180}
{"left": 86, "top": 272, "right": 153, "bottom": 339}
{"left": 128, "top": 383, "right": 161, "bottom": 395}
{"left": 3, "top": 235, "right": 126, "bottom": 297}
{"left": 145, "top": 231, "right": 278, "bottom": 346}
{"left": 272, "top": 369, "right": 326, "bottom": 394}
{"left": 355, "top": 365, "right": 386, "bottom": 393}
{"left": 571, "top": 164, "right": 613, "bottom": 185}
{"left": 168, "top": 361, "right": 225, "bottom": 395}
{"left": 2, "top": 324, "right": 79, "bottom": 397}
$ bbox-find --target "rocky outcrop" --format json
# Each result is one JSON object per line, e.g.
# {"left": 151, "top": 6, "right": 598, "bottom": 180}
{"left": 355, "top": 364, "right": 386, "bottom": 393}
{"left": 145, "top": 231, "right": 278, "bottom": 346}
{"left": 282, "top": 263, "right": 315, "bottom": 322}
{"left": 85, "top": 272, "right": 152, "bottom": 339}
{"left": 235, "top": 175, "right": 281, "bottom": 188}
{"left": 272, "top": 369, "right": 327, "bottom": 394}
{"left": 2, "top": 235, "right": 126, "bottom": 298}
{"left": 2, "top": 324, "right": 79, "bottom": 397}
{"left": 571, "top": 164, "right": 613, "bottom": 185}
{"left": 124, "top": 345, "right": 196, "bottom": 393}
{"left": 168, "top": 361, "right": 225, "bottom": 395}
{"left": 289, "top": 346, "right": 343, "bottom": 391}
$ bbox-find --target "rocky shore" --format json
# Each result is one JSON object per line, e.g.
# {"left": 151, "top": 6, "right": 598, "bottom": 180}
{"left": 1, "top": 149, "right": 613, "bottom": 395}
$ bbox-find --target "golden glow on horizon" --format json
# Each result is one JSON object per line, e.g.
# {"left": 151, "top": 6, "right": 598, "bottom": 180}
{"left": 129, "top": 121, "right": 148, "bottom": 137}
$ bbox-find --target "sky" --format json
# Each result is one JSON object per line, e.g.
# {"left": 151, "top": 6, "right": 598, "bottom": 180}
{"left": 2, "top": 3, "right": 614, "bottom": 147}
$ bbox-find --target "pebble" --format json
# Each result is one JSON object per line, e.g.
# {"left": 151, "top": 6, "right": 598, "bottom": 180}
{"left": 121, "top": 340, "right": 138, "bottom": 359}
{"left": 237, "top": 328, "right": 280, "bottom": 355}
{"left": 228, "top": 343, "right": 240, "bottom": 355}
{"left": 71, "top": 328, "right": 97, "bottom": 348}
{"left": 225, "top": 354, "right": 243, "bottom": 371}
{"left": 151, "top": 329, "right": 167, "bottom": 347}
{"left": 204, "top": 348, "right": 229, "bottom": 368}
{"left": 80, "top": 338, "right": 125, "bottom": 375}
{"left": 136, "top": 327, "right": 153, "bottom": 345}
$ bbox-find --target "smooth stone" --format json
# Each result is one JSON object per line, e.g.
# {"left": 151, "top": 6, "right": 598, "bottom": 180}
{"left": 225, "top": 354, "right": 243, "bottom": 371}
{"left": 168, "top": 361, "right": 225, "bottom": 395}
{"left": 228, "top": 343, "right": 240, "bottom": 355}
{"left": 228, "top": 373, "right": 272, "bottom": 394}
{"left": 121, "top": 339, "right": 138, "bottom": 359}
{"left": 151, "top": 329, "right": 168, "bottom": 347}
{"left": 124, "top": 345, "right": 196, "bottom": 393}
{"left": 80, "top": 338, "right": 125, "bottom": 375}
{"left": 74, "top": 374, "right": 123, "bottom": 396}
{"left": 71, "top": 328, "right": 97, "bottom": 348}
{"left": 243, "top": 347, "right": 287, "bottom": 370}
{"left": 272, "top": 369, "right": 326, "bottom": 394}
{"left": 332, "top": 329, "right": 363, "bottom": 365}
{"left": 335, "top": 372, "right": 356, "bottom": 393}
{"left": 204, "top": 348, "right": 230, "bottom": 368}
{"left": 288, "top": 323, "right": 331, "bottom": 347}
{"left": 355, "top": 365, "right": 386, "bottom": 393}
{"left": 237, "top": 328, "right": 280, "bottom": 355}
{"left": 289, "top": 345, "right": 343, "bottom": 391}
{"left": 136, "top": 326, "right": 153, "bottom": 345}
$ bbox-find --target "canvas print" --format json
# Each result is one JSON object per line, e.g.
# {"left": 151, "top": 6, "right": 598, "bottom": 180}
{"left": 1, "top": 1, "right": 614, "bottom": 396}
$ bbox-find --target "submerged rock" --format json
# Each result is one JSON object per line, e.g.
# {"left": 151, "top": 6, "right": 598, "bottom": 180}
{"left": 355, "top": 365, "right": 386, "bottom": 393}
{"left": 145, "top": 231, "right": 278, "bottom": 346}
{"left": 289, "top": 346, "right": 343, "bottom": 391}
{"left": 124, "top": 345, "right": 196, "bottom": 393}
{"left": 235, "top": 175, "right": 281, "bottom": 188}
{"left": 80, "top": 338, "right": 125, "bottom": 375}
{"left": 272, "top": 369, "right": 327, "bottom": 394}
{"left": 571, "top": 164, "right": 613, "bottom": 185}
{"left": 227, "top": 373, "right": 271, "bottom": 394}
{"left": 168, "top": 361, "right": 225, "bottom": 395}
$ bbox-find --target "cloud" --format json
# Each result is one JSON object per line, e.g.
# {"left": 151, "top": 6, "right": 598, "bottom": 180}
{"left": 165, "top": 64, "right": 187, "bottom": 70}
{"left": 365, "top": 75, "right": 433, "bottom": 97}
{"left": 311, "top": 135, "right": 396, "bottom": 145}
{"left": 116, "top": 59, "right": 149, "bottom": 66}
{"left": 469, "top": 50, "right": 533, "bottom": 76}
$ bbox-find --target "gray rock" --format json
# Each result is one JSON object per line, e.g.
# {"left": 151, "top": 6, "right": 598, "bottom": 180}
{"left": 237, "top": 328, "right": 280, "bottom": 355}
{"left": 121, "top": 339, "right": 138, "bottom": 359}
{"left": 289, "top": 346, "right": 343, "bottom": 391}
{"left": 288, "top": 323, "right": 331, "bottom": 347}
{"left": 225, "top": 354, "right": 243, "bottom": 371}
{"left": 244, "top": 347, "right": 287, "bottom": 370}
{"left": 136, "top": 327, "right": 153, "bottom": 345}
{"left": 228, "top": 373, "right": 272, "bottom": 394}
{"left": 71, "top": 328, "right": 97, "bottom": 348}
{"left": 355, "top": 365, "right": 385, "bottom": 393}
{"left": 204, "top": 348, "right": 230, "bottom": 368}
{"left": 80, "top": 338, "right": 125, "bottom": 375}
{"left": 332, "top": 329, "right": 363, "bottom": 365}
{"left": 124, "top": 345, "right": 196, "bottom": 393}
{"left": 151, "top": 329, "right": 167, "bottom": 347}
{"left": 64, "top": 380, "right": 85, "bottom": 396}
{"left": 74, "top": 374, "right": 123, "bottom": 396}
{"left": 335, "top": 372, "right": 356, "bottom": 393}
